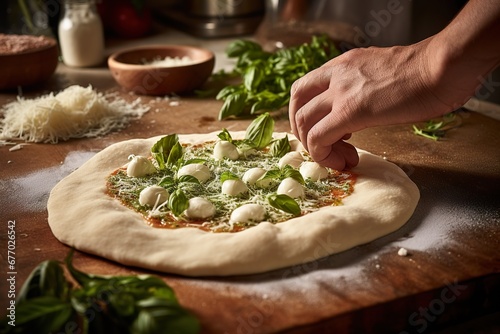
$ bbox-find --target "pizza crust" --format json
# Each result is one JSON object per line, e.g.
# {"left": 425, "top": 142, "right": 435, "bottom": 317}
{"left": 47, "top": 132, "right": 419, "bottom": 276}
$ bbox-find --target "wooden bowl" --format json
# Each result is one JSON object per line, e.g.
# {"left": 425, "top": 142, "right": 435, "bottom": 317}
{"left": 0, "top": 34, "right": 59, "bottom": 90}
{"left": 108, "top": 45, "right": 215, "bottom": 95}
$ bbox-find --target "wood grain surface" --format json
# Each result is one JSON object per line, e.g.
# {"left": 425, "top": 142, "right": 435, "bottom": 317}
{"left": 1, "top": 63, "right": 499, "bottom": 334}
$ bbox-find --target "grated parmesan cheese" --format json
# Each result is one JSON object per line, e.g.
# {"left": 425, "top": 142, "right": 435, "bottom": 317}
{"left": 0, "top": 85, "right": 149, "bottom": 143}
{"left": 142, "top": 56, "right": 194, "bottom": 67}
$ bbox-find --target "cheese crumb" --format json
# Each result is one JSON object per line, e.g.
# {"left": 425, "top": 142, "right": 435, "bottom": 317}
{"left": 9, "top": 144, "right": 23, "bottom": 151}
{"left": 398, "top": 247, "right": 408, "bottom": 256}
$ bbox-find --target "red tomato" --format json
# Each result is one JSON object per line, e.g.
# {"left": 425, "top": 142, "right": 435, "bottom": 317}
{"left": 104, "top": 0, "right": 152, "bottom": 39}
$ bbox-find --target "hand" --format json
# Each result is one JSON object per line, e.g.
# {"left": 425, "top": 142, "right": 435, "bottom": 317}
{"left": 289, "top": 39, "right": 469, "bottom": 170}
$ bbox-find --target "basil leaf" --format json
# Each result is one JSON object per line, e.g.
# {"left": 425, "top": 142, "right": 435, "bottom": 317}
{"left": 178, "top": 175, "right": 200, "bottom": 185}
{"left": 12, "top": 296, "right": 73, "bottom": 333}
{"left": 133, "top": 298, "right": 200, "bottom": 334}
{"left": 185, "top": 158, "right": 206, "bottom": 164}
{"left": 218, "top": 91, "right": 247, "bottom": 120}
{"left": 244, "top": 64, "right": 264, "bottom": 92}
{"left": 108, "top": 292, "right": 136, "bottom": 317}
{"left": 282, "top": 165, "right": 305, "bottom": 184}
{"left": 258, "top": 169, "right": 281, "bottom": 182}
{"left": 167, "top": 141, "right": 183, "bottom": 167}
{"left": 215, "top": 85, "right": 238, "bottom": 100}
{"left": 17, "top": 260, "right": 68, "bottom": 302}
{"left": 65, "top": 250, "right": 110, "bottom": 289}
{"left": 226, "top": 39, "right": 262, "bottom": 58}
{"left": 220, "top": 171, "right": 239, "bottom": 183}
{"left": 151, "top": 134, "right": 181, "bottom": 170}
{"left": 245, "top": 112, "right": 274, "bottom": 149}
{"left": 268, "top": 194, "right": 301, "bottom": 216}
{"left": 159, "top": 176, "right": 175, "bottom": 188}
{"left": 168, "top": 189, "right": 189, "bottom": 217}
{"left": 270, "top": 136, "right": 291, "bottom": 158}
{"left": 217, "top": 128, "right": 233, "bottom": 143}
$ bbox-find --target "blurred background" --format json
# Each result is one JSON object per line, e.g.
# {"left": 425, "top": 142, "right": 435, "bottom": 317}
{"left": 1, "top": 0, "right": 498, "bottom": 103}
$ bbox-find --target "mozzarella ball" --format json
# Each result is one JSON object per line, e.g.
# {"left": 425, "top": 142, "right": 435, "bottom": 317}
{"left": 178, "top": 163, "right": 211, "bottom": 183}
{"left": 213, "top": 141, "right": 239, "bottom": 161}
{"left": 278, "top": 151, "right": 304, "bottom": 169}
{"left": 184, "top": 197, "right": 216, "bottom": 220}
{"left": 139, "top": 185, "right": 169, "bottom": 207}
{"left": 126, "top": 155, "right": 156, "bottom": 177}
{"left": 277, "top": 177, "right": 305, "bottom": 199}
{"left": 222, "top": 179, "right": 249, "bottom": 196}
{"left": 242, "top": 168, "right": 272, "bottom": 188}
{"left": 300, "top": 161, "right": 329, "bottom": 181}
{"left": 230, "top": 204, "right": 266, "bottom": 224}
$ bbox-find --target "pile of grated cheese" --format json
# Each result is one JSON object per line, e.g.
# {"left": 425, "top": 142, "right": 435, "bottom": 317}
{"left": 0, "top": 85, "right": 149, "bottom": 144}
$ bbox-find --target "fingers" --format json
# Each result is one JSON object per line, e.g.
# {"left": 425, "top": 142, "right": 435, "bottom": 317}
{"left": 289, "top": 67, "right": 332, "bottom": 139}
{"left": 307, "top": 140, "right": 359, "bottom": 170}
{"left": 292, "top": 90, "right": 336, "bottom": 151}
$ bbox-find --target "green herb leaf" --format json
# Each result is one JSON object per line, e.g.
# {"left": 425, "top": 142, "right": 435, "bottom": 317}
{"left": 167, "top": 141, "right": 184, "bottom": 167}
{"left": 218, "top": 91, "right": 247, "bottom": 120}
{"left": 258, "top": 169, "right": 282, "bottom": 183}
{"left": 178, "top": 175, "right": 200, "bottom": 185}
{"left": 17, "top": 260, "right": 68, "bottom": 302}
{"left": 151, "top": 135, "right": 183, "bottom": 169}
{"left": 270, "top": 136, "right": 291, "bottom": 158}
{"left": 185, "top": 158, "right": 206, "bottom": 165}
{"left": 267, "top": 194, "right": 301, "bottom": 216}
{"left": 168, "top": 189, "right": 189, "bottom": 217}
{"left": 217, "top": 128, "right": 233, "bottom": 143}
{"left": 216, "top": 34, "right": 340, "bottom": 120}
{"left": 133, "top": 298, "right": 200, "bottom": 334}
{"left": 282, "top": 165, "right": 305, "bottom": 184}
{"left": 412, "top": 112, "right": 458, "bottom": 140}
{"left": 412, "top": 124, "right": 439, "bottom": 141}
{"left": 245, "top": 112, "right": 274, "bottom": 149}
{"left": 8, "top": 252, "right": 200, "bottom": 334}
{"left": 220, "top": 171, "right": 239, "bottom": 183}
{"left": 159, "top": 176, "right": 176, "bottom": 188}
{"left": 226, "top": 39, "right": 262, "bottom": 58}
{"left": 11, "top": 296, "right": 74, "bottom": 333}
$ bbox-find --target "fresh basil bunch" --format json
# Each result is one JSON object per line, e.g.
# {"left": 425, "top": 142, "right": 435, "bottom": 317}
{"left": 216, "top": 35, "right": 341, "bottom": 120}
{"left": 0, "top": 252, "right": 199, "bottom": 334}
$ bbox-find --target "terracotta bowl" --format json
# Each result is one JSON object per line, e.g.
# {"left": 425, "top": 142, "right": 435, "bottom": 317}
{"left": 108, "top": 45, "right": 215, "bottom": 95}
{"left": 0, "top": 34, "right": 59, "bottom": 91}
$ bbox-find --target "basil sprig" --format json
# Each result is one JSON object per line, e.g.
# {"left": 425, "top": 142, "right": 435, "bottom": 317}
{"left": 216, "top": 112, "right": 279, "bottom": 155}
{"left": 1, "top": 252, "right": 199, "bottom": 334}
{"left": 151, "top": 134, "right": 183, "bottom": 170}
{"left": 258, "top": 165, "right": 305, "bottom": 185}
{"left": 216, "top": 35, "right": 341, "bottom": 120}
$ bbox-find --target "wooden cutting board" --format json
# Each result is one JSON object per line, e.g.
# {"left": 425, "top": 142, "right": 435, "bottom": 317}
{"left": 1, "top": 70, "right": 499, "bottom": 333}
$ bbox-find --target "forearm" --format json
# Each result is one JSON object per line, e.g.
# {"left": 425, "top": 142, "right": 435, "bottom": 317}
{"left": 426, "top": 0, "right": 500, "bottom": 107}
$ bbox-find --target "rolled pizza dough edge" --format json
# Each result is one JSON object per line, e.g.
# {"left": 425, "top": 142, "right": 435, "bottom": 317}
{"left": 47, "top": 132, "right": 420, "bottom": 276}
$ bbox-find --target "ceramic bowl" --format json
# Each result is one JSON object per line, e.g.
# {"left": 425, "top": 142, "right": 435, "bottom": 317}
{"left": 107, "top": 45, "right": 215, "bottom": 95}
{"left": 0, "top": 34, "right": 59, "bottom": 91}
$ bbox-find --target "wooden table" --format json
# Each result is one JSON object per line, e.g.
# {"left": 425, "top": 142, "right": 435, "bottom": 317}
{"left": 1, "top": 48, "right": 500, "bottom": 333}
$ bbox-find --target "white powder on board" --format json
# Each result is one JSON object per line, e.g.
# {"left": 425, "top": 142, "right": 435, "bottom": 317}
{"left": 2, "top": 151, "right": 96, "bottom": 213}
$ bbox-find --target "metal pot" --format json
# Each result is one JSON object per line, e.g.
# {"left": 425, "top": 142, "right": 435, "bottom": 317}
{"left": 188, "top": 0, "right": 264, "bottom": 18}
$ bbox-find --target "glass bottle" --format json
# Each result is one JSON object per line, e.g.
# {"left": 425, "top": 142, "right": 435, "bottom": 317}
{"left": 58, "top": 0, "right": 104, "bottom": 67}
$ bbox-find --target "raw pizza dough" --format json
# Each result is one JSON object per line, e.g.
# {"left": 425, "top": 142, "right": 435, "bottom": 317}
{"left": 47, "top": 132, "right": 420, "bottom": 276}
